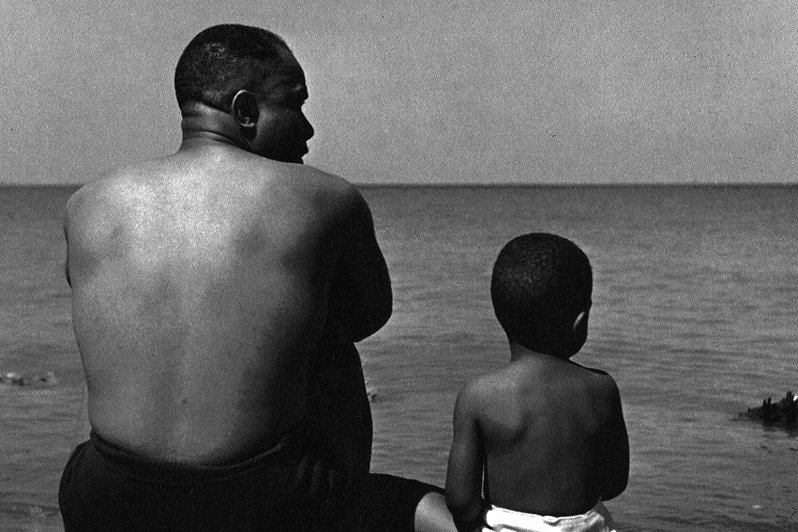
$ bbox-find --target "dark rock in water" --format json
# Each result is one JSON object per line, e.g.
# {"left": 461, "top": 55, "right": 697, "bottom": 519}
{"left": 0, "top": 371, "right": 58, "bottom": 387}
{"left": 365, "top": 379, "right": 377, "bottom": 401}
{"left": 743, "top": 391, "right": 797, "bottom": 425}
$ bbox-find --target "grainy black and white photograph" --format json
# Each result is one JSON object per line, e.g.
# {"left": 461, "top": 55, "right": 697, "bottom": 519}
{"left": 2, "top": 2, "right": 797, "bottom": 531}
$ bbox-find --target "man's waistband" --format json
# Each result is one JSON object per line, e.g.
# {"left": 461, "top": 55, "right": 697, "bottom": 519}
{"left": 88, "top": 429, "right": 299, "bottom": 485}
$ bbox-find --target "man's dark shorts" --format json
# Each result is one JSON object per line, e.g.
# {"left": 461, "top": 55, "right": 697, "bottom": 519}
{"left": 59, "top": 432, "right": 441, "bottom": 531}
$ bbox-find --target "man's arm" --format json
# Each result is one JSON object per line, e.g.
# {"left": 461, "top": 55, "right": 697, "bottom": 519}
{"left": 446, "top": 385, "right": 485, "bottom": 531}
{"left": 328, "top": 188, "right": 392, "bottom": 342}
{"left": 63, "top": 185, "right": 90, "bottom": 288}
{"left": 598, "top": 377, "right": 629, "bottom": 501}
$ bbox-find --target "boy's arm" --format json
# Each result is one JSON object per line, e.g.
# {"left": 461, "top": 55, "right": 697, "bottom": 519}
{"left": 598, "top": 377, "right": 629, "bottom": 501}
{"left": 446, "top": 385, "right": 485, "bottom": 531}
{"left": 328, "top": 187, "right": 392, "bottom": 342}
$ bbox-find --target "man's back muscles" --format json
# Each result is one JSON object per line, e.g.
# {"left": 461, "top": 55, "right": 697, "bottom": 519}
{"left": 65, "top": 157, "right": 362, "bottom": 464}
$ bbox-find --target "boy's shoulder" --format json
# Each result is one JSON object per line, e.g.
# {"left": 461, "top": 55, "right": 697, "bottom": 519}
{"left": 454, "top": 363, "right": 533, "bottom": 420}
{"left": 458, "top": 364, "right": 517, "bottom": 398}
{"left": 454, "top": 370, "right": 501, "bottom": 413}
{"left": 571, "top": 362, "right": 621, "bottom": 398}
{"left": 456, "top": 360, "right": 621, "bottom": 413}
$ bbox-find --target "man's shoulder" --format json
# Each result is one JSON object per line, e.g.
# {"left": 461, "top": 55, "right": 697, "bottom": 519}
{"left": 270, "top": 165, "right": 370, "bottom": 228}
{"left": 77, "top": 158, "right": 170, "bottom": 206}
{"left": 65, "top": 165, "right": 146, "bottom": 219}
{"left": 220, "top": 156, "right": 355, "bottom": 207}
{"left": 278, "top": 163, "right": 361, "bottom": 204}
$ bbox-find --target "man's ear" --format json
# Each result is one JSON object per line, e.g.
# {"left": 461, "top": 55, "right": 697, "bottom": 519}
{"left": 572, "top": 310, "right": 589, "bottom": 332}
{"left": 231, "top": 90, "right": 260, "bottom": 130}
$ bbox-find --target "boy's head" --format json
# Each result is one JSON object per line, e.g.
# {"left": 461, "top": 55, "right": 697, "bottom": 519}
{"left": 491, "top": 233, "right": 592, "bottom": 358}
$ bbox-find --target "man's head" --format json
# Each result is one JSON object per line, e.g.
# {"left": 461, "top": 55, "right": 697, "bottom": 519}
{"left": 491, "top": 233, "right": 592, "bottom": 358}
{"left": 175, "top": 25, "right": 290, "bottom": 111}
{"left": 175, "top": 24, "right": 313, "bottom": 163}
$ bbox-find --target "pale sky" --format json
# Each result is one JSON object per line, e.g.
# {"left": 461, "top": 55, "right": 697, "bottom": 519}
{"left": 3, "top": 1, "right": 798, "bottom": 185}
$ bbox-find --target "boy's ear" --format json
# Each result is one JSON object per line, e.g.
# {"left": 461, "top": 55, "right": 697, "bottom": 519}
{"left": 572, "top": 310, "right": 589, "bottom": 332}
{"left": 231, "top": 89, "right": 260, "bottom": 129}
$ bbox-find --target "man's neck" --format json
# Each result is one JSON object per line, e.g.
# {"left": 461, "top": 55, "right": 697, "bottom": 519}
{"left": 179, "top": 105, "right": 253, "bottom": 152}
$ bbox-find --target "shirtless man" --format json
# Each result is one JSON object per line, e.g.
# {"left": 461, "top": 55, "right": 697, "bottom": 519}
{"left": 59, "top": 24, "right": 451, "bottom": 531}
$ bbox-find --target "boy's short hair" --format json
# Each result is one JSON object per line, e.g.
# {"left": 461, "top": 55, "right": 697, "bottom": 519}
{"left": 174, "top": 24, "right": 291, "bottom": 112}
{"left": 491, "top": 233, "right": 592, "bottom": 354}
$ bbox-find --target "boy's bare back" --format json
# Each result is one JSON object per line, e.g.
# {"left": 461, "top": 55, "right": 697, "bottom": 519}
{"left": 451, "top": 354, "right": 628, "bottom": 517}
{"left": 446, "top": 233, "right": 628, "bottom": 529}
{"left": 65, "top": 143, "right": 388, "bottom": 464}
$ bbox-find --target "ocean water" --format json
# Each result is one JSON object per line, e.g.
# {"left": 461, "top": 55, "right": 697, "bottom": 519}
{"left": 1, "top": 185, "right": 797, "bottom": 531}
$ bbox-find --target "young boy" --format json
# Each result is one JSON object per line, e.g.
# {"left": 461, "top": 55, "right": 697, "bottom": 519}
{"left": 445, "top": 233, "right": 629, "bottom": 532}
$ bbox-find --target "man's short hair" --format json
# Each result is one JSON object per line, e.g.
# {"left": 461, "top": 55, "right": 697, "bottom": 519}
{"left": 174, "top": 24, "right": 291, "bottom": 112}
{"left": 491, "top": 233, "right": 592, "bottom": 353}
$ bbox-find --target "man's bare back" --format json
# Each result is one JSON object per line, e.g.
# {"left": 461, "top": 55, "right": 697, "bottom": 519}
{"left": 65, "top": 141, "right": 388, "bottom": 464}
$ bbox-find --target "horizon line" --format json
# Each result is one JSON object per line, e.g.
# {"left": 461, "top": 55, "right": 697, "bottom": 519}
{"left": 3, "top": 181, "right": 798, "bottom": 189}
